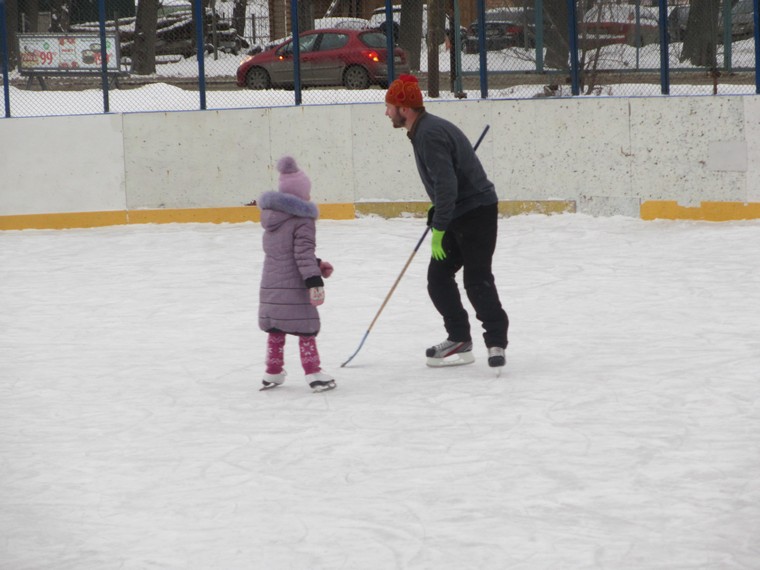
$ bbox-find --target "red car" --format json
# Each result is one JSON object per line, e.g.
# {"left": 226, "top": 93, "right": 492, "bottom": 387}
{"left": 236, "top": 28, "right": 410, "bottom": 90}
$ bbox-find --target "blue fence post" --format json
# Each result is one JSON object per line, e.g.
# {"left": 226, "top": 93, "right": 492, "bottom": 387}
{"left": 755, "top": 0, "right": 760, "bottom": 93}
{"left": 0, "top": 0, "right": 10, "bottom": 117}
{"left": 97, "top": 0, "right": 110, "bottom": 112}
{"left": 566, "top": 0, "right": 580, "bottom": 95}
{"left": 384, "top": 0, "right": 394, "bottom": 81}
{"left": 193, "top": 0, "right": 207, "bottom": 110}
{"left": 658, "top": 0, "right": 670, "bottom": 94}
{"left": 291, "top": 0, "right": 301, "bottom": 105}
{"left": 477, "top": 0, "right": 487, "bottom": 98}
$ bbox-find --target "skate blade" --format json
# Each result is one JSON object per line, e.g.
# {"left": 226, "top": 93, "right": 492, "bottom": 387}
{"left": 311, "top": 381, "right": 336, "bottom": 393}
{"left": 426, "top": 352, "right": 475, "bottom": 368}
{"left": 259, "top": 382, "right": 282, "bottom": 391}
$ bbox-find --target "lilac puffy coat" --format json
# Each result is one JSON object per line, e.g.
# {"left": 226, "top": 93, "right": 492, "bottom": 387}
{"left": 258, "top": 191, "right": 323, "bottom": 335}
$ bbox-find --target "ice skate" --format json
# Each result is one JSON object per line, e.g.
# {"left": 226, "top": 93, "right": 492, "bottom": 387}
{"left": 260, "top": 370, "right": 287, "bottom": 391}
{"left": 425, "top": 339, "right": 475, "bottom": 367}
{"left": 306, "top": 370, "right": 336, "bottom": 392}
{"left": 487, "top": 347, "right": 506, "bottom": 376}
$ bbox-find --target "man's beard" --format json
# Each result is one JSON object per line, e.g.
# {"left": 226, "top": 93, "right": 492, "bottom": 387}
{"left": 391, "top": 112, "right": 406, "bottom": 129}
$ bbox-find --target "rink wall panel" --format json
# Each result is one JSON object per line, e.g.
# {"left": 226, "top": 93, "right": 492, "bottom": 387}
{"left": 0, "top": 114, "right": 127, "bottom": 216}
{"left": 1, "top": 95, "right": 759, "bottom": 230}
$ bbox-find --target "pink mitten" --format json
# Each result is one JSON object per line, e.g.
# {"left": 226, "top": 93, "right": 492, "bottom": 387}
{"left": 319, "top": 260, "right": 334, "bottom": 278}
{"left": 310, "top": 287, "right": 325, "bottom": 306}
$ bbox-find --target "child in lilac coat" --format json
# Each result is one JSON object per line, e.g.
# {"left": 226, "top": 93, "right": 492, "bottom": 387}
{"left": 257, "top": 156, "right": 335, "bottom": 392}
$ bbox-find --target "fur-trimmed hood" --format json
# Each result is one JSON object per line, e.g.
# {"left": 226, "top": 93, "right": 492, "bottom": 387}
{"left": 258, "top": 191, "right": 319, "bottom": 232}
{"left": 259, "top": 191, "right": 318, "bottom": 218}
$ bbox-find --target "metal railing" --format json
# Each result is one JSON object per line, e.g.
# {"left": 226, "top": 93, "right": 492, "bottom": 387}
{"left": 1, "top": 0, "right": 759, "bottom": 118}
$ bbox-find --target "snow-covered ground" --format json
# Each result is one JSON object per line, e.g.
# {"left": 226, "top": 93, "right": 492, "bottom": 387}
{"left": 2, "top": 214, "right": 759, "bottom": 569}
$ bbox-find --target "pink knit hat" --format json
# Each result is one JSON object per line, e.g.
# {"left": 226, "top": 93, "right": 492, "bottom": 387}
{"left": 277, "top": 155, "right": 311, "bottom": 201}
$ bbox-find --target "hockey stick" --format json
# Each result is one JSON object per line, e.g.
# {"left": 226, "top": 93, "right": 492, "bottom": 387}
{"left": 340, "top": 124, "right": 490, "bottom": 368}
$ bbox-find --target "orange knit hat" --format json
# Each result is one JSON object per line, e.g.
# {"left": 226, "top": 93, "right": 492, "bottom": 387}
{"left": 385, "top": 74, "right": 424, "bottom": 109}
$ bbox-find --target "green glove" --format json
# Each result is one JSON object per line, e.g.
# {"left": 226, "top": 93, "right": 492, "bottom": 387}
{"left": 431, "top": 228, "right": 446, "bottom": 261}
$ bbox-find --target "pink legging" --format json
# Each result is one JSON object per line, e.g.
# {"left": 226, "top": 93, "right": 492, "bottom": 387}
{"left": 266, "top": 332, "right": 321, "bottom": 375}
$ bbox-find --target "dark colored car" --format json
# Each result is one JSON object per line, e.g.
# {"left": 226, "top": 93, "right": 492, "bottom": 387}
{"left": 236, "top": 28, "right": 410, "bottom": 90}
{"left": 463, "top": 8, "right": 536, "bottom": 53}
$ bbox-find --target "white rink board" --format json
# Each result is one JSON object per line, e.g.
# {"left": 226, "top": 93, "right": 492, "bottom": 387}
{"left": 0, "top": 113, "right": 126, "bottom": 216}
{"left": 0, "top": 95, "right": 757, "bottom": 218}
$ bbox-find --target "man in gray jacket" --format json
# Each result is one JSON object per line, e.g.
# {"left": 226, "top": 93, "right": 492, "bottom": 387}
{"left": 384, "top": 74, "right": 509, "bottom": 369}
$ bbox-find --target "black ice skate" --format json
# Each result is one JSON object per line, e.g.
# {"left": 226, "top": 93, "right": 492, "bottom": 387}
{"left": 425, "top": 340, "right": 475, "bottom": 367}
{"left": 487, "top": 347, "right": 506, "bottom": 368}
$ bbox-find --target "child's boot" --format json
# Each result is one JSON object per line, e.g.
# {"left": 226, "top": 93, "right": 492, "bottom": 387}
{"left": 306, "top": 370, "right": 336, "bottom": 392}
{"left": 260, "top": 370, "right": 287, "bottom": 391}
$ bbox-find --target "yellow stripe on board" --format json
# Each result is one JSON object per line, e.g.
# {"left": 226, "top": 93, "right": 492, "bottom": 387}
{"left": 0, "top": 204, "right": 356, "bottom": 231}
{"left": 355, "top": 201, "right": 576, "bottom": 219}
{"left": 0, "top": 210, "right": 129, "bottom": 231}
{"left": 641, "top": 201, "right": 760, "bottom": 221}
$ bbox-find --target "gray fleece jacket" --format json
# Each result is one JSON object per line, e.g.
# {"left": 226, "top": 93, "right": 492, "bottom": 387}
{"left": 408, "top": 112, "right": 497, "bottom": 231}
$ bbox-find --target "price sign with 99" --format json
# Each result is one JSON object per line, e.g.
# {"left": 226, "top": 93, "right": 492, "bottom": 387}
{"left": 38, "top": 51, "right": 55, "bottom": 66}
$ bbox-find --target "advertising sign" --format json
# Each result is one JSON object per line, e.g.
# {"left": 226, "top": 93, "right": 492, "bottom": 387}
{"left": 18, "top": 34, "right": 121, "bottom": 73}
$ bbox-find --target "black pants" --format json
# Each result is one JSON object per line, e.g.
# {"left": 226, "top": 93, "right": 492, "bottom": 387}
{"left": 427, "top": 203, "right": 509, "bottom": 349}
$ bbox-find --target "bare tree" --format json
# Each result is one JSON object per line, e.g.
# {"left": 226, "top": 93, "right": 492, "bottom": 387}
{"left": 542, "top": 0, "right": 571, "bottom": 71}
{"left": 680, "top": 0, "right": 721, "bottom": 68}
{"left": 132, "top": 0, "right": 158, "bottom": 74}
{"left": 297, "top": 0, "right": 315, "bottom": 34}
{"left": 25, "top": 0, "right": 40, "bottom": 32}
{"left": 5, "top": 0, "right": 19, "bottom": 66}
{"left": 232, "top": 0, "right": 247, "bottom": 46}
{"left": 399, "top": 0, "right": 424, "bottom": 71}
{"left": 427, "top": 0, "right": 444, "bottom": 96}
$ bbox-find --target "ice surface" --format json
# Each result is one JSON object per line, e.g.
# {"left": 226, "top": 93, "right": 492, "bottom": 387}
{"left": 2, "top": 215, "right": 759, "bottom": 569}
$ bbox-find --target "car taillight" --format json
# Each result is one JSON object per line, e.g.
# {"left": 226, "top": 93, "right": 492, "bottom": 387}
{"left": 363, "top": 50, "right": 382, "bottom": 63}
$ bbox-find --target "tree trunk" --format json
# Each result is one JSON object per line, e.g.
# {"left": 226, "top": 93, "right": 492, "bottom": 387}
{"left": 132, "top": 0, "right": 158, "bottom": 75}
{"left": 399, "top": 0, "right": 424, "bottom": 71}
{"left": 542, "top": 0, "right": 570, "bottom": 71}
{"left": 232, "top": 0, "right": 247, "bottom": 44}
{"left": 680, "top": 0, "right": 721, "bottom": 67}
{"left": 25, "top": 0, "right": 40, "bottom": 32}
{"left": 5, "top": 0, "right": 19, "bottom": 66}
{"left": 427, "top": 0, "right": 443, "bottom": 97}
{"left": 297, "top": 0, "right": 315, "bottom": 34}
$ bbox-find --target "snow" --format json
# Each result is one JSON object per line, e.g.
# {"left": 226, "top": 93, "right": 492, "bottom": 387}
{"left": 2, "top": 214, "right": 760, "bottom": 569}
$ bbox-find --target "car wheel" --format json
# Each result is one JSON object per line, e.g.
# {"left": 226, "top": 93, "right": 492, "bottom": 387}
{"left": 245, "top": 67, "right": 271, "bottom": 90}
{"left": 343, "top": 65, "right": 370, "bottom": 89}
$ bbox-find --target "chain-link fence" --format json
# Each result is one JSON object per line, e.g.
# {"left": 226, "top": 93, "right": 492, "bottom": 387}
{"left": 1, "top": 0, "right": 759, "bottom": 118}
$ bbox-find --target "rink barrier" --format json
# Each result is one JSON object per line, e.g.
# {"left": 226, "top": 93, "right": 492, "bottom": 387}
{"left": 5, "top": 199, "right": 760, "bottom": 230}
{"left": 0, "top": 204, "right": 349, "bottom": 230}
{"left": 354, "top": 201, "right": 577, "bottom": 218}
{"left": 641, "top": 201, "right": 760, "bottom": 221}
{"left": 0, "top": 201, "right": 573, "bottom": 230}
{"left": 2, "top": 96, "right": 759, "bottom": 228}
